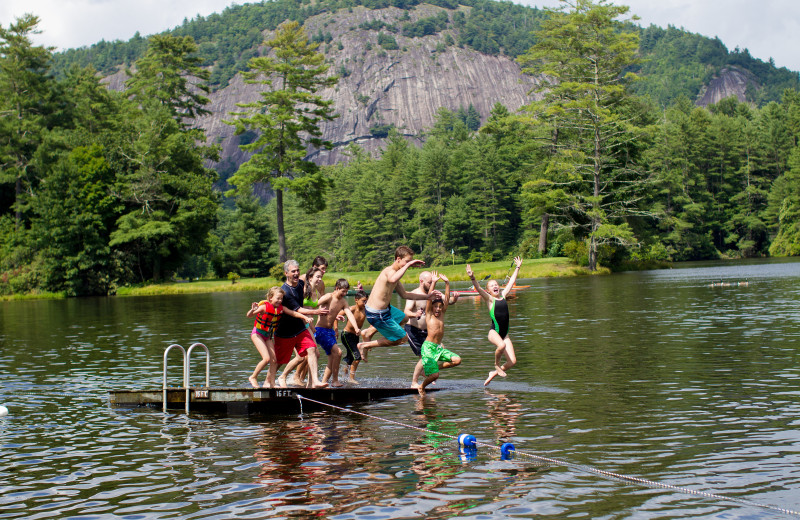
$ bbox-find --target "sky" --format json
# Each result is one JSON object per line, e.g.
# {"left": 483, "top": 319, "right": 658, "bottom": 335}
{"left": 1, "top": 0, "right": 799, "bottom": 72}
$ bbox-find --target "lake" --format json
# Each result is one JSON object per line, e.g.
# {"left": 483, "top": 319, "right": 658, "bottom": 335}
{"left": 1, "top": 258, "right": 799, "bottom": 519}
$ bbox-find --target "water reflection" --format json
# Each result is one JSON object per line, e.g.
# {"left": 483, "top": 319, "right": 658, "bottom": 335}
{"left": 2, "top": 259, "right": 800, "bottom": 518}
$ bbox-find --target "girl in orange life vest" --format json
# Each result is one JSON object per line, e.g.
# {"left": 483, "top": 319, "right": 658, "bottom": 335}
{"left": 246, "top": 286, "right": 312, "bottom": 388}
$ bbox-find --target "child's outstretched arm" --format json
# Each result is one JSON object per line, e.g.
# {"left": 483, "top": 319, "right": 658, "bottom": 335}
{"left": 246, "top": 302, "right": 265, "bottom": 318}
{"left": 440, "top": 274, "right": 451, "bottom": 312}
{"left": 283, "top": 307, "right": 313, "bottom": 324}
{"left": 388, "top": 258, "right": 425, "bottom": 283}
{"left": 501, "top": 257, "right": 523, "bottom": 299}
{"left": 466, "top": 264, "right": 492, "bottom": 301}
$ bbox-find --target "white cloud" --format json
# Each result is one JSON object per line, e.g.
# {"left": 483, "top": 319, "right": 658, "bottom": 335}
{"left": 523, "top": 0, "right": 800, "bottom": 71}
{"left": 1, "top": 0, "right": 798, "bottom": 72}
{"left": 0, "top": 0, "right": 238, "bottom": 50}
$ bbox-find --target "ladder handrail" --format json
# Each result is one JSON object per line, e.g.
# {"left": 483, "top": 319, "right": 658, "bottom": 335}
{"left": 186, "top": 342, "right": 210, "bottom": 388}
{"left": 163, "top": 344, "right": 187, "bottom": 413}
{"left": 186, "top": 342, "right": 211, "bottom": 414}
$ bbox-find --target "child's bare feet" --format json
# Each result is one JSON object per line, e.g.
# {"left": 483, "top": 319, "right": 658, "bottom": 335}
{"left": 417, "top": 386, "right": 426, "bottom": 396}
{"left": 248, "top": 375, "right": 259, "bottom": 388}
{"left": 312, "top": 381, "right": 329, "bottom": 389}
{"left": 357, "top": 342, "right": 368, "bottom": 362}
{"left": 495, "top": 365, "right": 507, "bottom": 377}
{"left": 330, "top": 381, "right": 344, "bottom": 388}
{"left": 277, "top": 376, "right": 288, "bottom": 388}
{"left": 484, "top": 370, "right": 500, "bottom": 386}
{"left": 348, "top": 377, "right": 360, "bottom": 385}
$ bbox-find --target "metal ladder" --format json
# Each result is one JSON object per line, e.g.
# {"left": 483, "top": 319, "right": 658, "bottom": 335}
{"left": 162, "top": 343, "right": 210, "bottom": 413}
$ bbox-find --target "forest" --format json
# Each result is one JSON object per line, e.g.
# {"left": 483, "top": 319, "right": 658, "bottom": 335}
{"left": 2, "top": 0, "right": 800, "bottom": 296}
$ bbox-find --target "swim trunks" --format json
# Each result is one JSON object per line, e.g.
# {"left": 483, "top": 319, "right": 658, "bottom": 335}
{"left": 490, "top": 298, "right": 510, "bottom": 339}
{"left": 365, "top": 304, "right": 406, "bottom": 342}
{"left": 421, "top": 340, "right": 457, "bottom": 376}
{"left": 404, "top": 324, "right": 428, "bottom": 357}
{"left": 274, "top": 329, "right": 316, "bottom": 364}
{"left": 314, "top": 326, "right": 338, "bottom": 356}
{"left": 340, "top": 331, "right": 362, "bottom": 366}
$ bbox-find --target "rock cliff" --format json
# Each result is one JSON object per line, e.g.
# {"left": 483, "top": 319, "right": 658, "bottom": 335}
{"left": 191, "top": 5, "right": 543, "bottom": 171}
{"left": 696, "top": 66, "right": 759, "bottom": 107}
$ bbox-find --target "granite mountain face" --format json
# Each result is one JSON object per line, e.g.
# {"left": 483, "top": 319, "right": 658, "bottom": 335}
{"left": 97, "top": 2, "right": 786, "bottom": 178}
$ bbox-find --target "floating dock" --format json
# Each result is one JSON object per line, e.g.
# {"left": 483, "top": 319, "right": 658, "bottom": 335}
{"left": 110, "top": 342, "right": 435, "bottom": 415}
{"left": 108, "top": 385, "right": 435, "bottom": 415}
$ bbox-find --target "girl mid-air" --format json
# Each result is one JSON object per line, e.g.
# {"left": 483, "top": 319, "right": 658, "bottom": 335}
{"left": 466, "top": 256, "right": 523, "bottom": 386}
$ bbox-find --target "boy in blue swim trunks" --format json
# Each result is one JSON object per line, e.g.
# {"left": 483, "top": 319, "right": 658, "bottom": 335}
{"left": 419, "top": 271, "right": 460, "bottom": 395}
{"left": 358, "top": 245, "right": 436, "bottom": 358}
{"left": 314, "top": 278, "right": 362, "bottom": 387}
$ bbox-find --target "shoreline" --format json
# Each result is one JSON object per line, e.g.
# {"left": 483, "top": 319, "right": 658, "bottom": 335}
{"left": 2, "top": 258, "right": 600, "bottom": 300}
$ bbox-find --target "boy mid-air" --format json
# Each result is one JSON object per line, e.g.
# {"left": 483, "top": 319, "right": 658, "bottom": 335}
{"left": 418, "top": 271, "right": 461, "bottom": 395}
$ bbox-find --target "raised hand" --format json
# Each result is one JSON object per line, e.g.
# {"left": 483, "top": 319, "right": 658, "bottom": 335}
{"left": 514, "top": 256, "right": 522, "bottom": 268}
{"left": 466, "top": 264, "right": 474, "bottom": 278}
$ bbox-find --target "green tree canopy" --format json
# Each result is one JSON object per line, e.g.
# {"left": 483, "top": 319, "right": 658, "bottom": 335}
{"left": 225, "top": 20, "right": 338, "bottom": 261}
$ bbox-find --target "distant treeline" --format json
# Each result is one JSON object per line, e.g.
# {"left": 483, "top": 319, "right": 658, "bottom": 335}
{"left": 3, "top": 3, "right": 800, "bottom": 299}
{"left": 50, "top": 0, "right": 798, "bottom": 105}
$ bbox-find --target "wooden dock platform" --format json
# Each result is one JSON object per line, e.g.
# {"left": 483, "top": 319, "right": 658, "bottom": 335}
{"left": 108, "top": 385, "right": 436, "bottom": 415}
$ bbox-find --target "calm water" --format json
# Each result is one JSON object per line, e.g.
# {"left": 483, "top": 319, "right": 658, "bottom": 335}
{"left": 1, "top": 259, "right": 800, "bottom": 519}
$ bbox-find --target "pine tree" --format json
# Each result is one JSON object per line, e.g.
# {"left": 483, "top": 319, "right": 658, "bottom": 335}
{"left": 226, "top": 21, "right": 338, "bottom": 261}
{"left": 517, "top": 0, "right": 654, "bottom": 270}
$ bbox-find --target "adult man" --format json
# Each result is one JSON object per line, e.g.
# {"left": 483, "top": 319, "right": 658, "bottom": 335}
{"left": 274, "top": 260, "right": 329, "bottom": 389}
{"left": 405, "top": 271, "right": 460, "bottom": 388}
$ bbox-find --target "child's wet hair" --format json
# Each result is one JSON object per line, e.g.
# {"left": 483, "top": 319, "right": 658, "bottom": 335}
{"left": 266, "top": 286, "right": 285, "bottom": 300}
{"left": 335, "top": 278, "right": 350, "bottom": 291}
{"left": 354, "top": 290, "right": 368, "bottom": 300}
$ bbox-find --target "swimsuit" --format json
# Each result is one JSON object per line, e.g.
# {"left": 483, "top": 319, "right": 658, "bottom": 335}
{"left": 420, "top": 340, "right": 457, "bottom": 376}
{"left": 314, "top": 326, "right": 337, "bottom": 356}
{"left": 404, "top": 324, "right": 428, "bottom": 357}
{"left": 341, "top": 331, "right": 361, "bottom": 365}
{"left": 365, "top": 304, "right": 406, "bottom": 342}
{"left": 490, "top": 298, "right": 510, "bottom": 339}
{"left": 253, "top": 301, "right": 282, "bottom": 340}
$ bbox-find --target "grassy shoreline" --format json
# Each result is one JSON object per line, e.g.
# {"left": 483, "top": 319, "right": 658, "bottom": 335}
{"left": 2, "top": 257, "right": 602, "bottom": 300}
{"left": 116, "top": 257, "right": 599, "bottom": 297}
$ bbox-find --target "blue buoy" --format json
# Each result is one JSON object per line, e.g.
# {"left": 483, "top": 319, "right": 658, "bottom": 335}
{"left": 500, "top": 442, "right": 516, "bottom": 460}
{"left": 458, "top": 434, "right": 476, "bottom": 449}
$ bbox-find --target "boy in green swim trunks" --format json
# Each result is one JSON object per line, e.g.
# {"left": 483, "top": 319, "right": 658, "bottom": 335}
{"left": 418, "top": 271, "right": 461, "bottom": 396}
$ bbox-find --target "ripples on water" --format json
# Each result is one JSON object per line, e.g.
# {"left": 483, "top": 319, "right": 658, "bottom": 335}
{"left": 1, "top": 259, "right": 800, "bottom": 518}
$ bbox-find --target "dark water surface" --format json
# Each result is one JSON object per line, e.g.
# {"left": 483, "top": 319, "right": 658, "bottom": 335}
{"left": 2, "top": 259, "right": 800, "bottom": 519}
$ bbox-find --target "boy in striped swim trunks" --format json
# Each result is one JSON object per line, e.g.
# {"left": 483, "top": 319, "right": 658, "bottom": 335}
{"left": 358, "top": 246, "right": 436, "bottom": 358}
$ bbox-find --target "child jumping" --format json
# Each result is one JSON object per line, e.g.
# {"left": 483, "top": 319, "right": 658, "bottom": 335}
{"left": 418, "top": 271, "right": 460, "bottom": 395}
{"left": 246, "top": 286, "right": 312, "bottom": 388}
{"left": 358, "top": 245, "right": 434, "bottom": 358}
{"left": 466, "top": 256, "right": 523, "bottom": 386}
{"left": 340, "top": 289, "right": 368, "bottom": 384}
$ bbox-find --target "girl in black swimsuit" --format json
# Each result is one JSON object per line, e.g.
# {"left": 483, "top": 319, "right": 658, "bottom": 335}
{"left": 466, "top": 256, "right": 523, "bottom": 386}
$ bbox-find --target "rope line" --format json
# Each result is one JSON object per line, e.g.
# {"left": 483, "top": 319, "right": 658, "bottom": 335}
{"left": 295, "top": 394, "right": 800, "bottom": 518}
